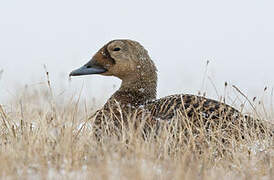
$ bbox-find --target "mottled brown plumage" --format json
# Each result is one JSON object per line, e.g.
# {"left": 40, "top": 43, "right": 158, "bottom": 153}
{"left": 70, "top": 39, "right": 272, "bottom": 139}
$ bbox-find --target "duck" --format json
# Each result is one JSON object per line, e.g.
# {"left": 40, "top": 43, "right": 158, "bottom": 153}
{"left": 69, "top": 39, "right": 271, "bottom": 139}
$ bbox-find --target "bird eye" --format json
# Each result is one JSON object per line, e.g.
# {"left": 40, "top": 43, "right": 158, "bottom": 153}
{"left": 113, "top": 47, "right": 121, "bottom": 51}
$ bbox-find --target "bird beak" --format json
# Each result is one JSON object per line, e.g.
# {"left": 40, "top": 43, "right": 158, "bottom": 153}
{"left": 69, "top": 58, "right": 107, "bottom": 76}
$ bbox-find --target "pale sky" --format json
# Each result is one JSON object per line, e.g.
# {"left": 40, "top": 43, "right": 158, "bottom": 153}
{"left": 1, "top": 0, "right": 274, "bottom": 106}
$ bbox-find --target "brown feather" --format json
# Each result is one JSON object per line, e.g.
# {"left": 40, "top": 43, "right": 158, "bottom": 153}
{"left": 71, "top": 39, "right": 272, "bottom": 139}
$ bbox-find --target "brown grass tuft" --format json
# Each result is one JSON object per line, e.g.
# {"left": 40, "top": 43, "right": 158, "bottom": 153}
{"left": 0, "top": 79, "right": 273, "bottom": 179}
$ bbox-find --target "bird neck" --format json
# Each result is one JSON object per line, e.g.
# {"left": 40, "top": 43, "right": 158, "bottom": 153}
{"left": 108, "top": 68, "right": 157, "bottom": 109}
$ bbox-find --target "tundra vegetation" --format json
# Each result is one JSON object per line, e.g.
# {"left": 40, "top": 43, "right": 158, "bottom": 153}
{"left": 0, "top": 71, "right": 273, "bottom": 180}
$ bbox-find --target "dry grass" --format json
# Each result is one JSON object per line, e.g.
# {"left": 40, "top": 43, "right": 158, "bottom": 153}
{"left": 0, "top": 81, "right": 273, "bottom": 180}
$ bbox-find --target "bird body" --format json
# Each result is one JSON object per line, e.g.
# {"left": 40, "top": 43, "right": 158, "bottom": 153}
{"left": 70, "top": 39, "right": 271, "bottom": 139}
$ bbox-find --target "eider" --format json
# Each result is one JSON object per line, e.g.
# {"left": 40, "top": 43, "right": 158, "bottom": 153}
{"left": 70, "top": 39, "right": 271, "bottom": 139}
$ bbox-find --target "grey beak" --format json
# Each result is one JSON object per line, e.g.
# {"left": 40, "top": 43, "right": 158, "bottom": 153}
{"left": 69, "top": 59, "right": 107, "bottom": 76}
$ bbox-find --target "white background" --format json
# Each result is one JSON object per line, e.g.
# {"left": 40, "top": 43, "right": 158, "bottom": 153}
{"left": 1, "top": 0, "right": 274, "bottom": 106}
